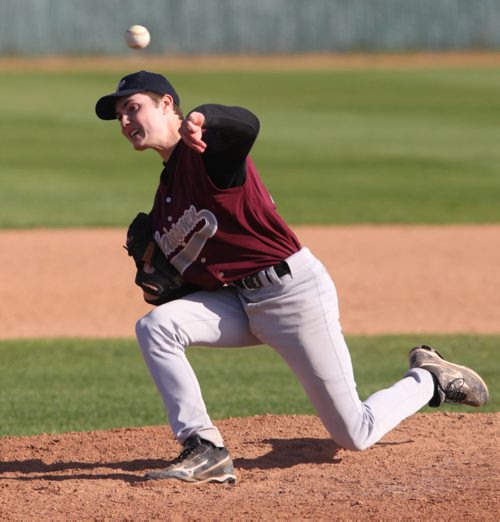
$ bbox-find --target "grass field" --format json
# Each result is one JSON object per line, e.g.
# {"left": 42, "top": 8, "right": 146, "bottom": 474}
{"left": 1, "top": 68, "right": 500, "bottom": 227}
{"left": 1, "top": 335, "right": 497, "bottom": 436}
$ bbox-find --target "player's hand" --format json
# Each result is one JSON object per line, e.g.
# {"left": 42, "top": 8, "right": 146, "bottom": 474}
{"left": 180, "top": 111, "right": 207, "bottom": 153}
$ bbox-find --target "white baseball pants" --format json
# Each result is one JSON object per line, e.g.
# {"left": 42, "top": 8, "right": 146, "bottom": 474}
{"left": 136, "top": 247, "right": 434, "bottom": 450}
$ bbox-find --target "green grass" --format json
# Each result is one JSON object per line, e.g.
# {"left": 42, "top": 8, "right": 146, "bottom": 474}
{"left": 1, "top": 68, "right": 500, "bottom": 227}
{"left": 0, "top": 335, "right": 496, "bottom": 437}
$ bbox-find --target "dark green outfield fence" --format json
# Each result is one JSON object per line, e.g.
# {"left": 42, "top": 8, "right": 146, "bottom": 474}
{"left": 1, "top": 0, "right": 500, "bottom": 56}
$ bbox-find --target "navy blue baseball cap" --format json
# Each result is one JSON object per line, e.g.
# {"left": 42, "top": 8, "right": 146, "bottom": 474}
{"left": 95, "top": 70, "right": 180, "bottom": 120}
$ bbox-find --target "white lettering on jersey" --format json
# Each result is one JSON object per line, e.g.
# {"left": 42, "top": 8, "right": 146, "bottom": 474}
{"left": 154, "top": 205, "right": 217, "bottom": 274}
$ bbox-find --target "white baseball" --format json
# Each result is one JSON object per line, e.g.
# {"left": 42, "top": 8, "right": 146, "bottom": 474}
{"left": 125, "top": 25, "right": 151, "bottom": 49}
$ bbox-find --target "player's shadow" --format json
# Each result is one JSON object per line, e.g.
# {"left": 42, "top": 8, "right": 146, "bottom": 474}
{"left": 0, "top": 458, "right": 164, "bottom": 483}
{"left": 1, "top": 438, "right": 341, "bottom": 480}
{"left": 233, "top": 437, "right": 342, "bottom": 470}
{"left": 1, "top": 438, "right": 413, "bottom": 480}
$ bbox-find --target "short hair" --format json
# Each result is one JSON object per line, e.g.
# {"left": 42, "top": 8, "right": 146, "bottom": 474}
{"left": 144, "top": 91, "right": 184, "bottom": 120}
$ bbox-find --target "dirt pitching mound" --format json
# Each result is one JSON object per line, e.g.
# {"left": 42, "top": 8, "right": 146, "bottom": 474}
{"left": 1, "top": 414, "right": 498, "bottom": 520}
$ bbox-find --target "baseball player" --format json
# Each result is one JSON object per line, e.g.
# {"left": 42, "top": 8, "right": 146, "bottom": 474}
{"left": 95, "top": 71, "right": 489, "bottom": 485}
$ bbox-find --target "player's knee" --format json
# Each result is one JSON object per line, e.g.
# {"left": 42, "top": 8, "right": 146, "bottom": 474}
{"left": 135, "top": 314, "right": 150, "bottom": 342}
{"left": 333, "top": 407, "right": 378, "bottom": 451}
{"left": 329, "top": 428, "right": 373, "bottom": 452}
{"left": 135, "top": 310, "right": 165, "bottom": 349}
{"left": 135, "top": 309, "right": 184, "bottom": 355}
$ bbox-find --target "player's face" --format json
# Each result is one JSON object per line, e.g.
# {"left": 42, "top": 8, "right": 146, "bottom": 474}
{"left": 115, "top": 93, "right": 168, "bottom": 151}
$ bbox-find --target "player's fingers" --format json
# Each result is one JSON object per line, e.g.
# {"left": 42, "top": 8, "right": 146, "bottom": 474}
{"left": 191, "top": 143, "right": 207, "bottom": 153}
{"left": 190, "top": 137, "right": 207, "bottom": 153}
{"left": 185, "top": 120, "right": 200, "bottom": 134}
{"left": 180, "top": 127, "right": 207, "bottom": 152}
{"left": 180, "top": 113, "right": 207, "bottom": 152}
{"left": 180, "top": 121, "right": 202, "bottom": 141}
{"left": 180, "top": 126, "right": 202, "bottom": 144}
{"left": 187, "top": 111, "right": 205, "bottom": 128}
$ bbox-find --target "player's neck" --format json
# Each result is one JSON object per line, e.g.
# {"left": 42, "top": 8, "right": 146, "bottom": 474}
{"left": 155, "top": 125, "right": 181, "bottom": 162}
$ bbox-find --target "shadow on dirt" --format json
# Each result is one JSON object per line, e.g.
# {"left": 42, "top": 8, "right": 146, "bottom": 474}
{"left": 234, "top": 437, "right": 342, "bottom": 470}
{"left": 0, "top": 458, "right": 166, "bottom": 483}
{"left": 0, "top": 438, "right": 342, "bottom": 480}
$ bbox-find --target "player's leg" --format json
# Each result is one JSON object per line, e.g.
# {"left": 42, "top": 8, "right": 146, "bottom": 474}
{"left": 136, "top": 286, "right": 260, "bottom": 448}
{"left": 242, "top": 248, "right": 435, "bottom": 450}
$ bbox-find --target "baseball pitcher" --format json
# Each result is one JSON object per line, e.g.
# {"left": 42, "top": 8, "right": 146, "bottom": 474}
{"left": 95, "top": 71, "right": 488, "bottom": 484}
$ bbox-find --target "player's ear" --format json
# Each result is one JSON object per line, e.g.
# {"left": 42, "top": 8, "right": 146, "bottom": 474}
{"left": 161, "top": 94, "right": 175, "bottom": 114}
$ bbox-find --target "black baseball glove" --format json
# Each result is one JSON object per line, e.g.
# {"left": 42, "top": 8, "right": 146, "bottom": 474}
{"left": 125, "top": 212, "right": 200, "bottom": 305}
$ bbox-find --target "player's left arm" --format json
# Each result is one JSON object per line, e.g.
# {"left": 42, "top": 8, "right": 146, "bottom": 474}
{"left": 179, "top": 104, "right": 260, "bottom": 189}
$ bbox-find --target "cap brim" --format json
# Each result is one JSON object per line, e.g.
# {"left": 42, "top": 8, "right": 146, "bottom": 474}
{"left": 95, "top": 89, "right": 144, "bottom": 120}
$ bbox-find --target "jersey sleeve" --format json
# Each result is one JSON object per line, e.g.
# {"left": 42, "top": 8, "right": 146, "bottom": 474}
{"left": 190, "top": 104, "right": 260, "bottom": 189}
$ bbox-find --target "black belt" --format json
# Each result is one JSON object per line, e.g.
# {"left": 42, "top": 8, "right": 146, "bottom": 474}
{"left": 232, "top": 261, "right": 291, "bottom": 290}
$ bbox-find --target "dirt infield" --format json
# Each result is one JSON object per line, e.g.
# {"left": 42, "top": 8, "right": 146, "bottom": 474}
{"left": 0, "top": 225, "right": 499, "bottom": 520}
{"left": 1, "top": 225, "right": 499, "bottom": 339}
{"left": 3, "top": 51, "right": 500, "bottom": 72}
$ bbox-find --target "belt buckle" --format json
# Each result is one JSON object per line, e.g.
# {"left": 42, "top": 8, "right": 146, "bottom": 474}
{"left": 241, "top": 274, "right": 261, "bottom": 290}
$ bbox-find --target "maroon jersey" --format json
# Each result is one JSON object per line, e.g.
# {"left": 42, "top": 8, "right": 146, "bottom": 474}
{"left": 150, "top": 140, "right": 301, "bottom": 291}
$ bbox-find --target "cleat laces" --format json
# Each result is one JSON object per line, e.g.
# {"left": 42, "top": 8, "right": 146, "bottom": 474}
{"left": 170, "top": 440, "right": 202, "bottom": 465}
{"left": 439, "top": 378, "right": 467, "bottom": 403}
